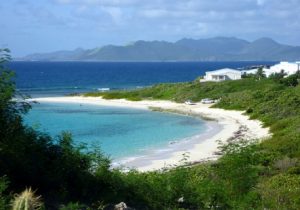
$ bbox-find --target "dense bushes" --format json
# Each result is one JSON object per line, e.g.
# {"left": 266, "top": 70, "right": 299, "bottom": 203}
{"left": 85, "top": 77, "right": 281, "bottom": 103}
{"left": 257, "top": 174, "right": 300, "bottom": 209}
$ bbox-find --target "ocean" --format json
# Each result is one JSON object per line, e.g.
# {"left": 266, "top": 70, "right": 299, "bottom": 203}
{"left": 10, "top": 61, "right": 276, "bottom": 96}
{"left": 13, "top": 61, "right": 275, "bottom": 161}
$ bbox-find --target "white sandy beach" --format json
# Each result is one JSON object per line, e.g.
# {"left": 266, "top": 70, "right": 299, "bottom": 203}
{"left": 30, "top": 96, "right": 271, "bottom": 172}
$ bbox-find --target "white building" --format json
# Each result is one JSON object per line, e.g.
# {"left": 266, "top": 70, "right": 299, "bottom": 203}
{"left": 265, "top": 61, "right": 300, "bottom": 77}
{"left": 243, "top": 61, "right": 300, "bottom": 77}
{"left": 201, "top": 68, "right": 242, "bottom": 82}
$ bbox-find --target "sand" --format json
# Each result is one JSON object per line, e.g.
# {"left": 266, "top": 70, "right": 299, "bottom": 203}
{"left": 29, "top": 96, "right": 271, "bottom": 172}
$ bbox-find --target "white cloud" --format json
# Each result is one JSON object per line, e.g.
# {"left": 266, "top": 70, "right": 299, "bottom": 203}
{"left": 256, "top": 0, "right": 266, "bottom": 6}
{"left": 103, "top": 6, "right": 123, "bottom": 24}
{"left": 3, "top": 0, "right": 300, "bottom": 56}
{"left": 55, "top": 0, "right": 72, "bottom": 4}
{"left": 54, "top": 0, "right": 139, "bottom": 7}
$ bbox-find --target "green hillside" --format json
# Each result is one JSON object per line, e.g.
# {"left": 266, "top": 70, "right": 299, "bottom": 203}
{"left": 20, "top": 37, "right": 300, "bottom": 61}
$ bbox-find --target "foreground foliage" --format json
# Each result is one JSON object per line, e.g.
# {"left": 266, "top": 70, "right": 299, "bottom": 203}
{"left": 12, "top": 188, "right": 43, "bottom": 210}
{"left": 1, "top": 50, "right": 300, "bottom": 209}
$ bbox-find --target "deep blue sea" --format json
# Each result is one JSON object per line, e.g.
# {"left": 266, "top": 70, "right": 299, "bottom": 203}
{"left": 12, "top": 61, "right": 276, "bottom": 161}
{"left": 10, "top": 61, "right": 276, "bottom": 97}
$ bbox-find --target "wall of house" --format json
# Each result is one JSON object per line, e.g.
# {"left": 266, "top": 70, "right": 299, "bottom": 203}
{"left": 225, "top": 72, "right": 242, "bottom": 80}
{"left": 204, "top": 72, "right": 241, "bottom": 81}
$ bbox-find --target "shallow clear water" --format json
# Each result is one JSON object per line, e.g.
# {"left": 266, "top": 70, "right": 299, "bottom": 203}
{"left": 24, "top": 102, "right": 206, "bottom": 160}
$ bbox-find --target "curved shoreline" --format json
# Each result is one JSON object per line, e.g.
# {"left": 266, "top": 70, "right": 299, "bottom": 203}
{"left": 29, "top": 96, "right": 271, "bottom": 171}
{"left": 113, "top": 120, "right": 223, "bottom": 170}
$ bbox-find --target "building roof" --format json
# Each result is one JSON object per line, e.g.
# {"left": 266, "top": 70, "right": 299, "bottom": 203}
{"left": 206, "top": 68, "right": 241, "bottom": 75}
{"left": 242, "top": 69, "right": 258, "bottom": 74}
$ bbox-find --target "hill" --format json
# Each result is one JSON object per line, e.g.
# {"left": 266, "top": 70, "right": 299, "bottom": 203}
{"left": 19, "top": 37, "right": 300, "bottom": 61}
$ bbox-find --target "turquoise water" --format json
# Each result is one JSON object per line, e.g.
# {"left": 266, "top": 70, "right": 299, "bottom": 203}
{"left": 25, "top": 102, "right": 206, "bottom": 160}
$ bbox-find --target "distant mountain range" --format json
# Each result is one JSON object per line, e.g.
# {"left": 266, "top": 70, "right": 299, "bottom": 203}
{"left": 18, "top": 37, "right": 300, "bottom": 61}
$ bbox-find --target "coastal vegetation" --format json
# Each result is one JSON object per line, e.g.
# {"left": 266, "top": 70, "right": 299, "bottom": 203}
{"left": 1, "top": 50, "right": 300, "bottom": 209}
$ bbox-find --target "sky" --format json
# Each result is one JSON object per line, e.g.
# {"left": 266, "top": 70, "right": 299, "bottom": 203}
{"left": 1, "top": 0, "right": 300, "bottom": 57}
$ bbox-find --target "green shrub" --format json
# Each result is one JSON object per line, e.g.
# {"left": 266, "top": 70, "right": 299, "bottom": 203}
{"left": 11, "top": 188, "right": 43, "bottom": 210}
{"left": 59, "top": 202, "right": 86, "bottom": 210}
{"left": 258, "top": 174, "right": 300, "bottom": 210}
{"left": 0, "top": 177, "right": 9, "bottom": 210}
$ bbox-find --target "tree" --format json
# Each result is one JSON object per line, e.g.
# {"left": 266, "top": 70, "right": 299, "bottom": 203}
{"left": 0, "top": 49, "right": 112, "bottom": 208}
{"left": 269, "top": 69, "right": 286, "bottom": 81}
{"left": 0, "top": 48, "right": 11, "bottom": 64}
{"left": 256, "top": 67, "right": 266, "bottom": 80}
{"left": 280, "top": 73, "right": 299, "bottom": 87}
{"left": 0, "top": 177, "right": 9, "bottom": 210}
{"left": 0, "top": 48, "right": 30, "bottom": 123}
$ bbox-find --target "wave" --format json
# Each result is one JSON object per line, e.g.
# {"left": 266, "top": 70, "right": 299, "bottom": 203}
{"left": 17, "top": 86, "right": 149, "bottom": 97}
{"left": 17, "top": 86, "right": 88, "bottom": 92}
{"left": 96, "top": 88, "right": 110, "bottom": 92}
{"left": 18, "top": 86, "right": 139, "bottom": 92}
{"left": 111, "top": 122, "right": 222, "bottom": 169}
